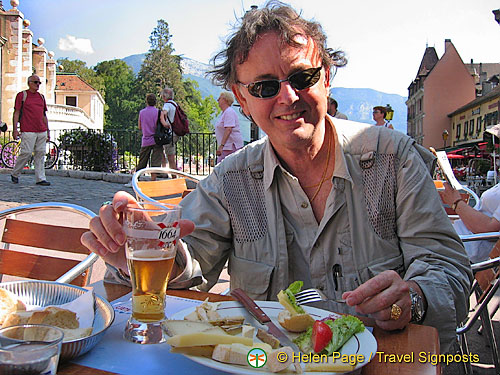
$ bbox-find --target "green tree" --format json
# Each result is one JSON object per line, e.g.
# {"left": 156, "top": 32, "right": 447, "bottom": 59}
{"left": 182, "top": 78, "right": 219, "bottom": 133}
{"left": 56, "top": 58, "right": 105, "bottom": 97}
{"left": 136, "top": 19, "right": 186, "bottom": 104}
{"left": 94, "top": 59, "right": 141, "bottom": 130}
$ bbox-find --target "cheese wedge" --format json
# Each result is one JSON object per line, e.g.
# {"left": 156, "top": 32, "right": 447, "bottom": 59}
{"left": 170, "top": 345, "right": 215, "bottom": 357}
{"left": 305, "top": 357, "right": 355, "bottom": 372}
{"left": 167, "top": 327, "right": 254, "bottom": 347}
{"left": 241, "top": 325, "right": 255, "bottom": 338}
{"left": 163, "top": 320, "right": 215, "bottom": 336}
{"left": 267, "top": 346, "right": 296, "bottom": 373}
{"left": 212, "top": 343, "right": 289, "bottom": 373}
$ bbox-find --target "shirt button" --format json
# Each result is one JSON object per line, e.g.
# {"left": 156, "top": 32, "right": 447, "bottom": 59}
{"left": 301, "top": 202, "right": 309, "bottom": 209}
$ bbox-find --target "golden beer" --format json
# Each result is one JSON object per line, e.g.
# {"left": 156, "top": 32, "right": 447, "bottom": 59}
{"left": 123, "top": 203, "right": 181, "bottom": 344}
{"left": 128, "top": 249, "right": 175, "bottom": 322}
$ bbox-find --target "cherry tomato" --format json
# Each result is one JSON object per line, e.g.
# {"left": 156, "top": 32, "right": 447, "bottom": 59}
{"left": 311, "top": 320, "right": 333, "bottom": 353}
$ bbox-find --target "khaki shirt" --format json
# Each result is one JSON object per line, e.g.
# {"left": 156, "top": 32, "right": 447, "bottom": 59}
{"left": 176, "top": 119, "right": 472, "bottom": 352}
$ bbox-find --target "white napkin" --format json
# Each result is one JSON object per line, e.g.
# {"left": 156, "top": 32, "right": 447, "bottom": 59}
{"left": 25, "top": 291, "right": 95, "bottom": 329}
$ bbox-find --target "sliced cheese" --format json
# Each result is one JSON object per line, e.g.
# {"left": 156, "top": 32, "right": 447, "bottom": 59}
{"left": 167, "top": 327, "right": 254, "bottom": 347}
{"left": 241, "top": 325, "right": 255, "bottom": 338}
{"left": 212, "top": 343, "right": 281, "bottom": 372}
{"left": 170, "top": 345, "right": 215, "bottom": 357}
{"left": 163, "top": 320, "right": 215, "bottom": 337}
{"left": 305, "top": 357, "right": 355, "bottom": 372}
{"left": 267, "top": 346, "right": 295, "bottom": 373}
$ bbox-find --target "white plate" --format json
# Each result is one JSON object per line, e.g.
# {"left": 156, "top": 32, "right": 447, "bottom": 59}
{"left": 170, "top": 301, "right": 377, "bottom": 375}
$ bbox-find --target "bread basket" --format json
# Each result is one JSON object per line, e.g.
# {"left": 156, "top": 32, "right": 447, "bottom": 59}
{"left": 0, "top": 280, "right": 115, "bottom": 361}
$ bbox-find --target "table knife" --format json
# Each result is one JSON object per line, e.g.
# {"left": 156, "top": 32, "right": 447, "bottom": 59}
{"left": 231, "top": 288, "right": 301, "bottom": 352}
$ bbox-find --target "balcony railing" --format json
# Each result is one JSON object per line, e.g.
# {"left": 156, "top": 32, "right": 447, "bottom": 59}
{"left": 46, "top": 104, "right": 98, "bottom": 131}
{"left": 0, "top": 129, "right": 218, "bottom": 176}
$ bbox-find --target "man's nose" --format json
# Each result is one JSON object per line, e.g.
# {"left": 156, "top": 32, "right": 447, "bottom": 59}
{"left": 276, "top": 81, "right": 299, "bottom": 104}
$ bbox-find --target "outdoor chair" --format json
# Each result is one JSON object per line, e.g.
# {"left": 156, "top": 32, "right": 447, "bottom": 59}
{"left": 0, "top": 202, "right": 99, "bottom": 287}
{"left": 132, "top": 167, "right": 201, "bottom": 205}
{"left": 457, "top": 232, "right": 500, "bottom": 374}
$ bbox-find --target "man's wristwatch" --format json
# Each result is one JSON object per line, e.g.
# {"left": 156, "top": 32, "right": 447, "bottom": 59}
{"left": 409, "top": 287, "right": 425, "bottom": 323}
{"left": 451, "top": 198, "right": 463, "bottom": 211}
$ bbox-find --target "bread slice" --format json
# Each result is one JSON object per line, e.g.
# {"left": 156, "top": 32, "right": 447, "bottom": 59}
{"left": 0, "top": 287, "right": 26, "bottom": 325}
{"left": 30, "top": 306, "right": 79, "bottom": 329}
{"left": 277, "top": 290, "right": 298, "bottom": 315}
{"left": 2, "top": 310, "right": 33, "bottom": 327}
{"left": 277, "top": 309, "right": 315, "bottom": 333}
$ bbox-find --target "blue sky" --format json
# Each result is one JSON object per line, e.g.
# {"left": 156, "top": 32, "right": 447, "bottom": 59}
{"left": 20, "top": 0, "right": 500, "bottom": 96}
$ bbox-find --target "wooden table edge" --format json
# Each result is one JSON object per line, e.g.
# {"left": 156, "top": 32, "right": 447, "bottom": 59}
{"left": 59, "top": 282, "right": 440, "bottom": 375}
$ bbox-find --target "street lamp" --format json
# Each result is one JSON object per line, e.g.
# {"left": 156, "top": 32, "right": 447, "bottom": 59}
{"left": 442, "top": 129, "right": 449, "bottom": 150}
{"left": 385, "top": 104, "right": 394, "bottom": 121}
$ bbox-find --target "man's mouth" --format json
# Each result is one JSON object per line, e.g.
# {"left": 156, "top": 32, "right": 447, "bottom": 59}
{"left": 277, "top": 111, "right": 303, "bottom": 121}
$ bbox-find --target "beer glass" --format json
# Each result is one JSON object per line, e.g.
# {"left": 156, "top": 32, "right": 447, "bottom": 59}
{"left": 123, "top": 203, "right": 181, "bottom": 344}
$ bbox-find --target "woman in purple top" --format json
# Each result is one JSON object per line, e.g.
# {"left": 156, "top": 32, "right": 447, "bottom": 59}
{"left": 137, "top": 94, "right": 165, "bottom": 180}
{"left": 215, "top": 91, "right": 244, "bottom": 163}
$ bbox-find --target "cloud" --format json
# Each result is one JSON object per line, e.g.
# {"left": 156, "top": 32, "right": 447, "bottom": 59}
{"left": 58, "top": 35, "right": 94, "bottom": 55}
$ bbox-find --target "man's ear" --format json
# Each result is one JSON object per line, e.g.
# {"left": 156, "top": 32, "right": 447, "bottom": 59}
{"left": 323, "top": 67, "right": 331, "bottom": 90}
{"left": 231, "top": 84, "right": 249, "bottom": 116}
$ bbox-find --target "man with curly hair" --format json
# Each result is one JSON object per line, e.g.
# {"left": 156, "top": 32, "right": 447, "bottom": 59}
{"left": 82, "top": 1, "right": 471, "bottom": 353}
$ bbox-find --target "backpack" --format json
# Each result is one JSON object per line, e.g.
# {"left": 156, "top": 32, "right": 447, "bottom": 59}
{"left": 166, "top": 100, "right": 190, "bottom": 136}
{"left": 154, "top": 109, "right": 173, "bottom": 146}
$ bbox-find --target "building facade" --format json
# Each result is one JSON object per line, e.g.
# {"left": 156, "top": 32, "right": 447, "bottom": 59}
{"left": 0, "top": 1, "right": 103, "bottom": 133}
{"left": 449, "top": 86, "right": 500, "bottom": 147}
{"left": 406, "top": 40, "right": 476, "bottom": 149}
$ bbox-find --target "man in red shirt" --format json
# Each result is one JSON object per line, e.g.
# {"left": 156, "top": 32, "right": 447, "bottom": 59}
{"left": 11, "top": 75, "right": 51, "bottom": 185}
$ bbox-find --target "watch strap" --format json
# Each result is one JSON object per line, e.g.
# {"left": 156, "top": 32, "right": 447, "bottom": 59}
{"left": 451, "top": 198, "right": 463, "bottom": 211}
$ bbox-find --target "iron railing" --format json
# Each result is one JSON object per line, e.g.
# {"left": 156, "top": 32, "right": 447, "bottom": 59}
{"left": 0, "top": 129, "right": 218, "bottom": 176}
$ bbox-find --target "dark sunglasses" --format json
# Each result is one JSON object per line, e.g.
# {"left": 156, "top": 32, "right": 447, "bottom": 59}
{"left": 238, "top": 67, "right": 322, "bottom": 99}
{"left": 29, "top": 81, "right": 41, "bottom": 84}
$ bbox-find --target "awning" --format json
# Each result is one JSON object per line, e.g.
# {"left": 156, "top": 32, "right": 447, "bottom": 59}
{"left": 447, "top": 148, "right": 465, "bottom": 154}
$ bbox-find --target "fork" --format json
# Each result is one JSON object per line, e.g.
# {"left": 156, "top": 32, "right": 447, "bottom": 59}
{"left": 294, "top": 288, "right": 346, "bottom": 305}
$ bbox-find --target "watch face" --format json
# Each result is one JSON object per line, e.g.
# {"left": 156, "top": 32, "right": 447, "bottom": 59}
{"left": 410, "top": 288, "right": 424, "bottom": 322}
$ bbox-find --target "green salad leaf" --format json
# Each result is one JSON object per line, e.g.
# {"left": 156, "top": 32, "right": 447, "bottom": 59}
{"left": 285, "top": 281, "right": 306, "bottom": 314}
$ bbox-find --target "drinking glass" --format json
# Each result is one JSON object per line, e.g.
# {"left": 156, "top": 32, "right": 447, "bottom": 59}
{"left": 123, "top": 202, "right": 181, "bottom": 344}
{"left": 0, "top": 324, "right": 64, "bottom": 375}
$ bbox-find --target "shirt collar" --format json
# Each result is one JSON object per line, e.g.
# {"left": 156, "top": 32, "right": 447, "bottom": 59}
{"left": 262, "top": 116, "right": 353, "bottom": 190}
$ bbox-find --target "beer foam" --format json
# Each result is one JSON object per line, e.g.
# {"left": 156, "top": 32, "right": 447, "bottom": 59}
{"left": 128, "top": 249, "right": 175, "bottom": 261}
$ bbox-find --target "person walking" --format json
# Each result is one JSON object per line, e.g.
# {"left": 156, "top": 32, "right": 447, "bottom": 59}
{"left": 215, "top": 91, "right": 244, "bottom": 163}
{"left": 11, "top": 75, "right": 50, "bottom": 186}
{"left": 136, "top": 94, "right": 165, "bottom": 181}
{"left": 160, "top": 88, "right": 180, "bottom": 171}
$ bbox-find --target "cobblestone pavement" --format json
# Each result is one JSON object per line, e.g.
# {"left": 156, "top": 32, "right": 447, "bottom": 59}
{"left": 0, "top": 170, "right": 134, "bottom": 214}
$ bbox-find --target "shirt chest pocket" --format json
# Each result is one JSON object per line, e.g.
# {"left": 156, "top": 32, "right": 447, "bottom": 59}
{"left": 228, "top": 253, "right": 275, "bottom": 300}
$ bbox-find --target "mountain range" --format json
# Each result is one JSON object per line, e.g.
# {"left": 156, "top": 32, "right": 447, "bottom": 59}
{"left": 123, "top": 54, "right": 408, "bottom": 140}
